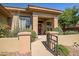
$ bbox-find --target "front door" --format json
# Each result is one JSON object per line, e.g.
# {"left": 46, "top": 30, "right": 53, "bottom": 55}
{"left": 38, "top": 23, "right": 42, "bottom": 35}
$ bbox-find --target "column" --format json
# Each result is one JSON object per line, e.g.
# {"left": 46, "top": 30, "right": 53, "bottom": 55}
{"left": 18, "top": 32, "right": 31, "bottom": 56}
{"left": 32, "top": 14, "right": 38, "bottom": 35}
{"left": 11, "top": 15, "right": 19, "bottom": 31}
{"left": 53, "top": 17, "right": 58, "bottom": 28}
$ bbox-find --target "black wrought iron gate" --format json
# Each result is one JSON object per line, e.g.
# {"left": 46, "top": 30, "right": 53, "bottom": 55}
{"left": 47, "top": 33, "right": 58, "bottom": 56}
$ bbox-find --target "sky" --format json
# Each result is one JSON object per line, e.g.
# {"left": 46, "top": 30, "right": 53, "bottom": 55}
{"left": 2, "top": 3, "right": 79, "bottom": 11}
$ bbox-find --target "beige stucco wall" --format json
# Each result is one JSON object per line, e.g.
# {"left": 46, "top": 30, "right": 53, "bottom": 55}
{"left": 0, "top": 14, "right": 8, "bottom": 25}
{"left": 18, "top": 32, "right": 31, "bottom": 55}
{"left": 0, "top": 32, "right": 31, "bottom": 55}
{"left": 58, "top": 34, "right": 79, "bottom": 46}
{"left": 0, "top": 38, "right": 19, "bottom": 52}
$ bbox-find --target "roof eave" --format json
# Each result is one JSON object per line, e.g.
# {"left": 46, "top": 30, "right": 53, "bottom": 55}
{"left": 27, "top": 5, "right": 63, "bottom": 14}
{"left": 0, "top": 4, "right": 12, "bottom": 18}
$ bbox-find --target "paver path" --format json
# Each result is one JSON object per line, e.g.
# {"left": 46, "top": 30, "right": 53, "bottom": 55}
{"left": 31, "top": 36, "right": 54, "bottom": 56}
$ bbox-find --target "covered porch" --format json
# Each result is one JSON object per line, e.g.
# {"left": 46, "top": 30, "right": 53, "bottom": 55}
{"left": 27, "top": 5, "right": 62, "bottom": 35}
{"left": 32, "top": 12, "right": 58, "bottom": 35}
{"left": 38, "top": 17, "right": 54, "bottom": 35}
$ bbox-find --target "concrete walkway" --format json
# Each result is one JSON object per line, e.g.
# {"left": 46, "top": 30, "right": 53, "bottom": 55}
{"left": 31, "top": 36, "right": 54, "bottom": 56}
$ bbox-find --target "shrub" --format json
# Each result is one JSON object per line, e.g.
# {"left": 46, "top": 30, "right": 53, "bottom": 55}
{"left": 8, "top": 27, "right": 19, "bottom": 37}
{"left": 8, "top": 30, "right": 19, "bottom": 37}
{"left": 64, "top": 31, "right": 79, "bottom": 35}
{"left": 31, "top": 31, "right": 37, "bottom": 42}
{"left": 57, "top": 44, "right": 69, "bottom": 56}
{"left": 0, "top": 24, "right": 9, "bottom": 38}
{"left": 52, "top": 27, "right": 63, "bottom": 35}
{"left": 25, "top": 29, "right": 37, "bottom": 42}
{"left": 8, "top": 28, "right": 37, "bottom": 42}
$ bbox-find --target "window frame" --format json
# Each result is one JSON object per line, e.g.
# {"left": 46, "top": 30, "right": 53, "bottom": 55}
{"left": 19, "top": 16, "right": 32, "bottom": 30}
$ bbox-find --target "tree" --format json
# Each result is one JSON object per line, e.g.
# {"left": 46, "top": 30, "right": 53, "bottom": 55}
{"left": 58, "top": 7, "right": 79, "bottom": 31}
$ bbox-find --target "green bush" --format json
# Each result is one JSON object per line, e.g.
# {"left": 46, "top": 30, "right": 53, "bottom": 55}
{"left": 31, "top": 31, "right": 37, "bottom": 42}
{"left": 8, "top": 30, "right": 19, "bottom": 37}
{"left": 25, "top": 29, "right": 37, "bottom": 42}
{"left": 0, "top": 24, "right": 9, "bottom": 38}
{"left": 52, "top": 27, "right": 79, "bottom": 35}
{"left": 57, "top": 44, "right": 69, "bottom": 56}
{"left": 0, "top": 29, "right": 9, "bottom": 38}
{"left": 64, "top": 31, "right": 79, "bottom": 35}
{"left": 8, "top": 28, "right": 37, "bottom": 42}
{"left": 8, "top": 27, "right": 19, "bottom": 37}
{"left": 52, "top": 27, "right": 63, "bottom": 35}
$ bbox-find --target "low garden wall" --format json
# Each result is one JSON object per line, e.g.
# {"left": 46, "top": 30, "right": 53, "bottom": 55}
{"left": 0, "top": 32, "right": 31, "bottom": 56}
{"left": 46, "top": 31, "right": 79, "bottom": 56}
{"left": 0, "top": 38, "right": 19, "bottom": 52}
{"left": 58, "top": 34, "right": 79, "bottom": 46}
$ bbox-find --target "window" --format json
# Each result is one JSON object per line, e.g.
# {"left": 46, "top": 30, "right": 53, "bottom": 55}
{"left": 19, "top": 16, "right": 31, "bottom": 31}
{"left": 47, "top": 22, "right": 52, "bottom": 31}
